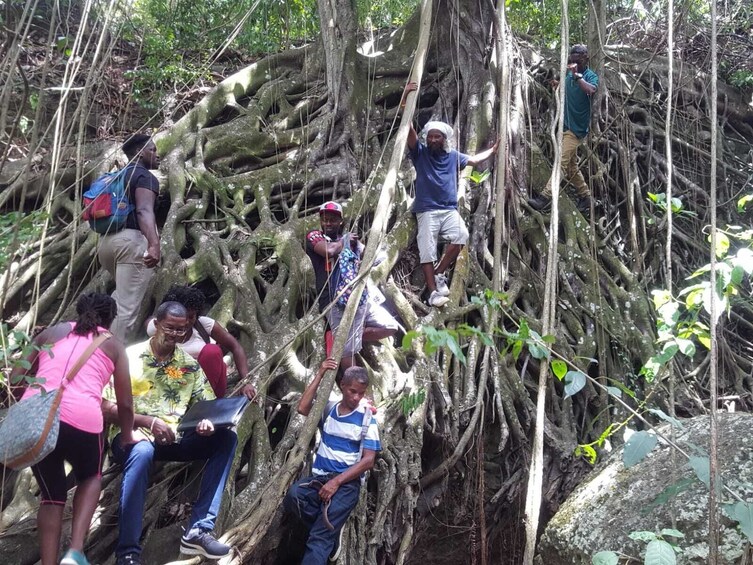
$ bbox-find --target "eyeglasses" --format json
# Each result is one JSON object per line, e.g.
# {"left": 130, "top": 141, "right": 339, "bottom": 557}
{"left": 161, "top": 326, "right": 187, "bottom": 336}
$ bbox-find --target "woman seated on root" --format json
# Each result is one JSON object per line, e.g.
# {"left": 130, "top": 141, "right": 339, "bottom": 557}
{"left": 146, "top": 285, "right": 250, "bottom": 398}
{"left": 9, "top": 293, "right": 135, "bottom": 565}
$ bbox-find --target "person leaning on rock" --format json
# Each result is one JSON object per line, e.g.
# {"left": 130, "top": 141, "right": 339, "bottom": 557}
{"left": 401, "top": 81, "right": 499, "bottom": 308}
{"left": 528, "top": 44, "right": 599, "bottom": 214}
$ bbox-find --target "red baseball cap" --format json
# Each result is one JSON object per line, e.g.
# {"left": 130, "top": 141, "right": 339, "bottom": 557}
{"left": 319, "top": 201, "right": 343, "bottom": 216}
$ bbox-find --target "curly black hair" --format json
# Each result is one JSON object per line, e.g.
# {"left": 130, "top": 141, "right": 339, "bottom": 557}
{"left": 162, "top": 285, "right": 206, "bottom": 314}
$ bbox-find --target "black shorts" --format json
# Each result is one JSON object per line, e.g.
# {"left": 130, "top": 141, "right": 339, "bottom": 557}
{"left": 31, "top": 421, "right": 104, "bottom": 505}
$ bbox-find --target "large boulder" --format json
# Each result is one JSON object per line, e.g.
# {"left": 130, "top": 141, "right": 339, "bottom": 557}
{"left": 536, "top": 413, "right": 753, "bottom": 564}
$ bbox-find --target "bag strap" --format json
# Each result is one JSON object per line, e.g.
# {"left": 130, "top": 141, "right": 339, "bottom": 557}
{"left": 61, "top": 331, "right": 112, "bottom": 387}
{"left": 194, "top": 319, "right": 211, "bottom": 344}
{"left": 357, "top": 402, "right": 372, "bottom": 461}
{"left": 9, "top": 331, "right": 111, "bottom": 468}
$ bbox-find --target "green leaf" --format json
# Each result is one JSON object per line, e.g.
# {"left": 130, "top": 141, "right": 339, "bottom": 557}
{"left": 733, "top": 501, "right": 753, "bottom": 542}
{"left": 655, "top": 342, "right": 678, "bottom": 364}
{"left": 652, "top": 289, "right": 672, "bottom": 310}
{"left": 591, "top": 551, "right": 619, "bottom": 565}
{"left": 511, "top": 340, "right": 523, "bottom": 361}
{"left": 644, "top": 539, "right": 676, "bottom": 564}
{"left": 711, "top": 231, "right": 730, "bottom": 258}
{"left": 551, "top": 360, "right": 567, "bottom": 380}
{"left": 675, "top": 338, "right": 695, "bottom": 357}
{"left": 575, "top": 444, "right": 597, "bottom": 465}
{"left": 647, "top": 408, "right": 684, "bottom": 428}
{"left": 629, "top": 530, "right": 658, "bottom": 542}
{"left": 688, "top": 455, "right": 710, "bottom": 487}
{"left": 445, "top": 333, "right": 467, "bottom": 365}
{"left": 563, "top": 371, "right": 586, "bottom": 398}
{"left": 528, "top": 341, "right": 548, "bottom": 360}
{"left": 606, "top": 386, "right": 622, "bottom": 398}
{"left": 659, "top": 528, "right": 684, "bottom": 539}
{"left": 623, "top": 430, "right": 658, "bottom": 468}
{"left": 402, "top": 330, "right": 420, "bottom": 350}
{"left": 541, "top": 334, "right": 557, "bottom": 344}
{"left": 735, "top": 248, "right": 753, "bottom": 274}
{"left": 737, "top": 193, "right": 753, "bottom": 212}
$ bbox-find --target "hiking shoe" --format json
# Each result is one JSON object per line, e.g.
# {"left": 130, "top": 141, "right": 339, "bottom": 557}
{"left": 527, "top": 196, "right": 551, "bottom": 211}
{"left": 60, "top": 549, "right": 89, "bottom": 565}
{"left": 180, "top": 528, "right": 231, "bottom": 560}
{"left": 329, "top": 527, "right": 345, "bottom": 562}
{"left": 115, "top": 554, "right": 143, "bottom": 565}
{"left": 434, "top": 273, "right": 450, "bottom": 297}
{"left": 428, "top": 290, "right": 449, "bottom": 307}
{"left": 575, "top": 196, "right": 592, "bottom": 213}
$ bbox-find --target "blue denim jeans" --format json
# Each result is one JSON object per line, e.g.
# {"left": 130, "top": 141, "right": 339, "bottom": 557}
{"left": 284, "top": 473, "right": 361, "bottom": 565}
{"left": 111, "top": 429, "right": 237, "bottom": 557}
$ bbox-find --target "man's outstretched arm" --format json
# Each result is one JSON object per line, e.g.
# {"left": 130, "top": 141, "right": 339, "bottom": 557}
{"left": 466, "top": 140, "right": 500, "bottom": 166}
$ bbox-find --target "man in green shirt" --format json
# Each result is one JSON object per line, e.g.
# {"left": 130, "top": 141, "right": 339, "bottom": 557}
{"left": 103, "top": 301, "right": 251, "bottom": 564}
{"left": 529, "top": 44, "right": 599, "bottom": 213}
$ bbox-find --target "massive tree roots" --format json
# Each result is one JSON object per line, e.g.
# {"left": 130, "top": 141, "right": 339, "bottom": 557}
{"left": 1, "top": 8, "right": 752, "bottom": 565}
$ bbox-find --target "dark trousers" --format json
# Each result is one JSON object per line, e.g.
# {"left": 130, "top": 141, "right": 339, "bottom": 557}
{"left": 284, "top": 474, "right": 361, "bottom": 565}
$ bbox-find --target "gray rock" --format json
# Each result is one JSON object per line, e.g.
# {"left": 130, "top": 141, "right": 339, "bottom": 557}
{"left": 536, "top": 413, "right": 753, "bottom": 564}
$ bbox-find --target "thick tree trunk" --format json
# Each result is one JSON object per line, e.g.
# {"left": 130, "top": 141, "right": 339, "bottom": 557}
{"left": 2, "top": 1, "right": 753, "bottom": 564}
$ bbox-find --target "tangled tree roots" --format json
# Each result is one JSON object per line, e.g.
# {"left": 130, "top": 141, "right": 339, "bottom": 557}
{"left": 2, "top": 5, "right": 753, "bottom": 564}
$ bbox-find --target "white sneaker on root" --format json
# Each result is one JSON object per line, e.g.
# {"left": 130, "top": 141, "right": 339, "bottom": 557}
{"left": 428, "top": 290, "right": 450, "bottom": 307}
{"left": 434, "top": 273, "right": 450, "bottom": 297}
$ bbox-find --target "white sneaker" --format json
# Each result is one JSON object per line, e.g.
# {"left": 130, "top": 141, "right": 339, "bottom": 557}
{"left": 434, "top": 273, "right": 450, "bottom": 297}
{"left": 428, "top": 290, "right": 449, "bottom": 307}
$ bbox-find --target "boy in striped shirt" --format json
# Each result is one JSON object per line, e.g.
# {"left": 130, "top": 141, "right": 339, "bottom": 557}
{"left": 284, "top": 359, "right": 381, "bottom": 564}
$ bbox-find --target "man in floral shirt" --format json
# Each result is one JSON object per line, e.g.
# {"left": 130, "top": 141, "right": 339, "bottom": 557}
{"left": 102, "top": 301, "right": 239, "bottom": 564}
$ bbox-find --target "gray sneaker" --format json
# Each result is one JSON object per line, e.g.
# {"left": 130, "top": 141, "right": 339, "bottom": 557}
{"left": 428, "top": 290, "right": 449, "bottom": 307}
{"left": 434, "top": 273, "right": 450, "bottom": 297}
{"left": 180, "top": 528, "right": 231, "bottom": 560}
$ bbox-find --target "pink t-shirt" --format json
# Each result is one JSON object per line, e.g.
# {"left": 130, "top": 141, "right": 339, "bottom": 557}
{"left": 21, "top": 326, "right": 114, "bottom": 433}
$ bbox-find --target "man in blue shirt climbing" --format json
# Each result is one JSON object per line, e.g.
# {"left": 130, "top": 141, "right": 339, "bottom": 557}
{"left": 401, "top": 81, "right": 498, "bottom": 308}
{"left": 529, "top": 44, "right": 599, "bottom": 214}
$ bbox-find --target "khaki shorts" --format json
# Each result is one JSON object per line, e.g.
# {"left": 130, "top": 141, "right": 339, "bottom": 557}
{"left": 416, "top": 209, "right": 469, "bottom": 264}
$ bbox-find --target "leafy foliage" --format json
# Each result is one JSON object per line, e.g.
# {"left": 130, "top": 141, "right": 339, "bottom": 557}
{"left": 0, "top": 211, "right": 48, "bottom": 274}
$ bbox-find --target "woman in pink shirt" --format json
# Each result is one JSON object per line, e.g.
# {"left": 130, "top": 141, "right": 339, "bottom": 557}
{"left": 10, "top": 293, "right": 136, "bottom": 565}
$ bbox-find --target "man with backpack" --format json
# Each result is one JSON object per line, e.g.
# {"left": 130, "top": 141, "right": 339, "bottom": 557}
{"left": 95, "top": 134, "right": 161, "bottom": 341}
{"left": 305, "top": 201, "right": 398, "bottom": 370}
{"left": 283, "top": 359, "right": 380, "bottom": 564}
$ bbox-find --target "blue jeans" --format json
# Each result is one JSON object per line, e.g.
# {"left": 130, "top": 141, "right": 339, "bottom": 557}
{"left": 284, "top": 473, "right": 361, "bottom": 565}
{"left": 111, "top": 429, "right": 237, "bottom": 557}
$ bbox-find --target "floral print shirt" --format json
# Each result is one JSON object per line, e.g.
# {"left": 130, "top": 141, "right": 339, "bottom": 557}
{"left": 105, "top": 339, "right": 215, "bottom": 438}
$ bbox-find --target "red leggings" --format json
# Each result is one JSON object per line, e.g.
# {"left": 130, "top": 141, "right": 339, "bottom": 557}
{"left": 197, "top": 344, "right": 227, "bottom": 397}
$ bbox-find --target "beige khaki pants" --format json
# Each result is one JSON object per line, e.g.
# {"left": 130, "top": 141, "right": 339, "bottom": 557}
{"left": 97, "top": 228, "right": 155, "bottom": 341}
{"left": 543, "top": 130, "right": 590, "bottom": 198}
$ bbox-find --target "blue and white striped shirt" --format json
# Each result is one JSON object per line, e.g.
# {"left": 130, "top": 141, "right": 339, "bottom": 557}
{"left": 312, "top": 400, "right": 381, "bottom": 476}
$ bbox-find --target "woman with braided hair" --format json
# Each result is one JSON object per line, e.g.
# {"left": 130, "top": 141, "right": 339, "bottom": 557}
{"left": 10, "top": 292, "right": 136, "bottom": 565}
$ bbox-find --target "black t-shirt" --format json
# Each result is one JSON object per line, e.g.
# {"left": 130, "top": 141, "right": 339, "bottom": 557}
{"left": 306, "top": 230, "right": 339, "bottom": 312}
{"left": 123, "top": 163, "right": 159, "bottom": 230}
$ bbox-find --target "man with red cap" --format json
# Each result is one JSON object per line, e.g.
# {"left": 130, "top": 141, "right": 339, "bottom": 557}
{"left": 305, "top": 201, "right": 398, "bottom": 369}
